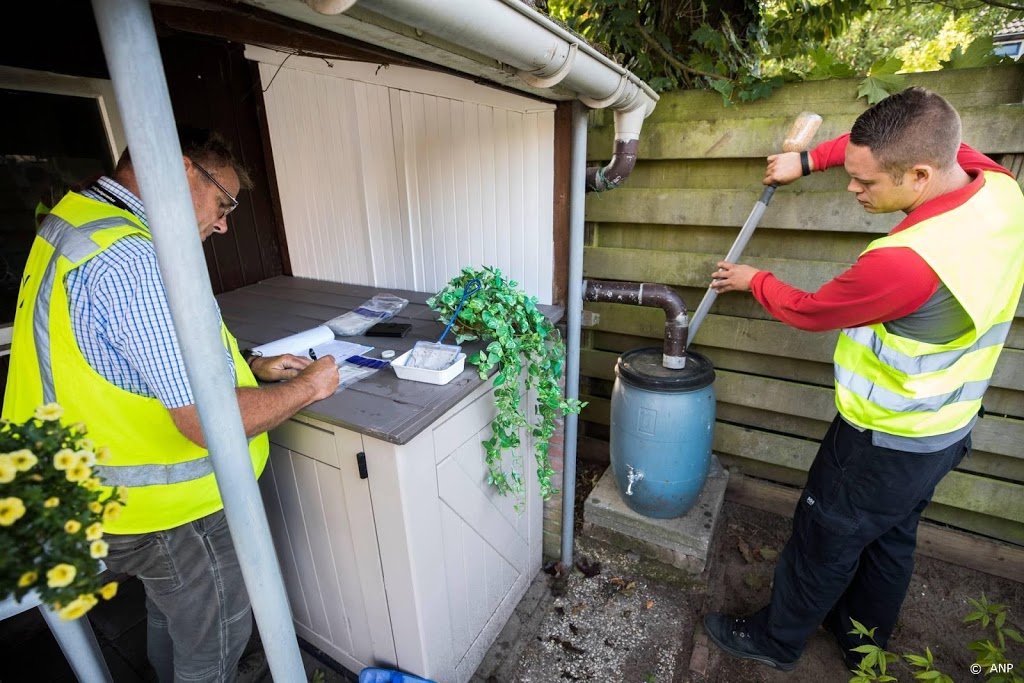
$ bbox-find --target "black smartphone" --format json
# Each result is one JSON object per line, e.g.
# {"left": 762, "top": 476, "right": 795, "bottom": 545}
{"left": 365, "top": 322, "right": 412, "bottom": 337}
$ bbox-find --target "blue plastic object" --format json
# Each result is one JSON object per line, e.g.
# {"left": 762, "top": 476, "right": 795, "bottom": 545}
{"left": 358, "top": 668, "right": 436, "bottom": 683}
{"left": 610, "top": 347, "right": 716, "bottom": 518}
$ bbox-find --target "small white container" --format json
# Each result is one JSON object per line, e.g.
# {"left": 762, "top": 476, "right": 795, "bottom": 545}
{"left": 391, "top": 349, "right": 466, "bottom": 385}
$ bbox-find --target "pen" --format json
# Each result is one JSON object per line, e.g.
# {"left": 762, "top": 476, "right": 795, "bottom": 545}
{"left": 309, "top": 348, "right": 317, "bottom": 360}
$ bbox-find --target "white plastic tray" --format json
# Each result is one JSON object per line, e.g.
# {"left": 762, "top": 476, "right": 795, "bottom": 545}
{"left": 391, "top": 349, "right": 466, "bottom": 385}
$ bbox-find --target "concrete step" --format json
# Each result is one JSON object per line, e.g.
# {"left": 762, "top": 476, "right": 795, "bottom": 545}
{"left": 582, "top": 456, "right": 728, "bottom": 574}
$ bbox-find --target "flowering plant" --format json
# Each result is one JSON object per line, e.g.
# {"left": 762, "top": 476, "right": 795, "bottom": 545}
{"left": 0, "top": 403, "right": 125, "bottom": 620}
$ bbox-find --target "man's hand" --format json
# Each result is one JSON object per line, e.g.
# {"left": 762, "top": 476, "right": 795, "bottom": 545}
{"left": 250, "top": 353, "right": 310, "bottom": 381}
{"left": 170, "top": 355, "right": 340, "bottom": 447}
{"left": 293, "top": 356, "right": 340, "bottom": 401}
{"left": 710, "top": 261, "right": 760, "bottom": 293}
{"left": 764, "top": 151, "right": 804, "bottom": 186}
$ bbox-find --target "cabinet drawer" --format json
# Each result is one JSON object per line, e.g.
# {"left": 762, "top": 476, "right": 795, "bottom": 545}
{"left": 270, "top": 419, "right": 338, "bottom": 468}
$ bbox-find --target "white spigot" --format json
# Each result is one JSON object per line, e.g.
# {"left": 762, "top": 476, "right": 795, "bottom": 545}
{"left": 625, "top": 465, "right": 644, "bottom": 496}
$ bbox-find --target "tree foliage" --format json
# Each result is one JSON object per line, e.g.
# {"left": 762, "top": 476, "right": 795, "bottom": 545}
{"left": 543, "top": 0, "right": 1021, "bottom": 104}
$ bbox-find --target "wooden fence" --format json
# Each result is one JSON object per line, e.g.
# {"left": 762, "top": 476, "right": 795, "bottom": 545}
{"left": 580, "top": 65, "right": 1024, "bottom": 547}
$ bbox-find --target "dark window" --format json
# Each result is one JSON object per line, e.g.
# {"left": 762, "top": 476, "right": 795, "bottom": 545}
{"left": 1, "top": 88, "right": 113, "bottom": 324}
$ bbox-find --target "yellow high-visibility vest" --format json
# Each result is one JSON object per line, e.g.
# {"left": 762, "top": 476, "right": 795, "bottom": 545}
{"left": 2, "top": 191, "right": 269, "bottom": 533}
{"left": 834, "top": 171, "right": 1024, "bottom": 437}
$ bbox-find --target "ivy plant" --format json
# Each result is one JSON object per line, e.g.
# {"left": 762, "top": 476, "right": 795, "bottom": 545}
{"left": 427, "top": 266, "right": 585, "bottom": 506}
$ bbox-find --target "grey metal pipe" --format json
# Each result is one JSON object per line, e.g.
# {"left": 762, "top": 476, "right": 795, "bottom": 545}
{"left": 89, "top": 2, "right": 305, "bottom": 681}
{"left": 583, "top": 280, "right": 688, "bottom": 368}
{"left": 687, "top": 185, "right": 777, "bottom": 344}
{"left": 561, "top": 101, "right": 589, "bottom": 568}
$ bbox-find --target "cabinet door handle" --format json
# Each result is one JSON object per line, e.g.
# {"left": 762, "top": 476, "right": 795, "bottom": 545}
{"left": 356, "top": 452, "right": 368, "bottom": 479}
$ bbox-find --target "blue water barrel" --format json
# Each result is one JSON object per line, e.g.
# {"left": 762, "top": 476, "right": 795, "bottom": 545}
{"left": 610, "top": 347, "right": 716, "bottom": 518}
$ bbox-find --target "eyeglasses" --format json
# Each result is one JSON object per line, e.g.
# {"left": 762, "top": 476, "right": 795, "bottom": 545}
{"left": 192, "top": 159, "right": 239, "bottom": 218}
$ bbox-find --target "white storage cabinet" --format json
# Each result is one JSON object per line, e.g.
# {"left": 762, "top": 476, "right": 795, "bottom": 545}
{"left": 260, "top": 379, "right": 542, "bottom": 683}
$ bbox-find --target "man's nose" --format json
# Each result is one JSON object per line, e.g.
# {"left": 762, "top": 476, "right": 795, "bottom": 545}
{"left": 212, "top": 215, "right": 230, "bottom": 234}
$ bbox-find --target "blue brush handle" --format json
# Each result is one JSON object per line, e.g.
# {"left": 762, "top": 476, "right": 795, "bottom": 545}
{"left": 437, "top": 278, "right": 482, "bottom": 343}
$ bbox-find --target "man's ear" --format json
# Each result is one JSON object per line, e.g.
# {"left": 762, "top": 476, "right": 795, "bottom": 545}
{"left": 911, "top": 164, "right": 932, "bottom": 186}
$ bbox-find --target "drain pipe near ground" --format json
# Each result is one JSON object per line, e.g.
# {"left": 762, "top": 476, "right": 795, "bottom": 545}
{"left": 560, "top": 101, "right": 589, "bottom": 568}
{"left": 90, "top": 2, "right": 305, "bottom": 681}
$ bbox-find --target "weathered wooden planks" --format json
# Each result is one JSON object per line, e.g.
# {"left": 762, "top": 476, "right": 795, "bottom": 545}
{"left": 579, "top": 64, "right": 1024, "bottom": 546}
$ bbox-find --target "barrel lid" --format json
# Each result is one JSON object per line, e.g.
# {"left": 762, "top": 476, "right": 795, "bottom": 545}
{"left": 615, "top": 347, "right": 715, "bottom": 391}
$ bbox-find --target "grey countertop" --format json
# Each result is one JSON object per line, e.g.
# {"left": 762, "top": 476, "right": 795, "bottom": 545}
{"left": 217, "top": 276, "right": 563, "bottom": 445}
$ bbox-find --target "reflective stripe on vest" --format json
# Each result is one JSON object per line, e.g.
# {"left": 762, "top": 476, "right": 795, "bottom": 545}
{"left": 841, "top": 322, "right": 1010, "bottom": 377}
{"left": 834, "top": 364, "right": 990, "bottom": 413}
{"left": 33, "top": 217, "right": 134, "bottom": 403}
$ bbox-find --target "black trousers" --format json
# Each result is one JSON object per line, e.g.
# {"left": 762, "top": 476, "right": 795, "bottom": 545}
{"left": 751, "top": 415, "right": 970, "bottom": 662}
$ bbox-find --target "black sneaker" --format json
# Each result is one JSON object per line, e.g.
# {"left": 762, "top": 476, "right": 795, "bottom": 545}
{"left": 703, "top": 613, "right": 798, "bottom": 672}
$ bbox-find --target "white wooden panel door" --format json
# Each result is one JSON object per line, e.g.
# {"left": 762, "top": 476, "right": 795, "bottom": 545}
{"left": 249, "top": 47, "right": 557, "bottom": 304}
{"left": 264, "top": 419, "right": 396, "bottom": 673}
{"left": 433, "top": 394, "right": 540, "bottom": 681}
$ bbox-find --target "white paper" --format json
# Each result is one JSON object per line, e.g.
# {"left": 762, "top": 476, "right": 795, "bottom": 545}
{"left": 252, "top": 325, "right": 371, "bottom": 362}
{"left": 252, "top": 325, "right": 334, "bottom": 357}
{"left": 311, "top": 340, "right": 373, "bottom": 364}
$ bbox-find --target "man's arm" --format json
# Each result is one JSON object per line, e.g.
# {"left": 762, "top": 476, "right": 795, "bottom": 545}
{"left": 169, "top": 356, "right": 339, "bottom": 447}
{"left": 709, "top": 247, "right": 939, "bottom": 331}
{"left": 767, "top": 133, "right": 1014, "bottom": 182}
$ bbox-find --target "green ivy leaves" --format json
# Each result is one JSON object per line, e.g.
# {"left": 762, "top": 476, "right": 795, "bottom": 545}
{"left": 428, "top": 267, "right": 585, "bottom": 507}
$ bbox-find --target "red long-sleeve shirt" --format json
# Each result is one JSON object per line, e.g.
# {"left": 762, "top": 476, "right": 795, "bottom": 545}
{"left": 750, "top": 136, "right": 1014, "bottom": 331}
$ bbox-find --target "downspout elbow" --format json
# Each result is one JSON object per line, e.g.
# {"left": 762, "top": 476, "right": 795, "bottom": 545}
{"left": 585, "top": 97, "right": 654, "bottom": 193}
{"left": 586, "top": 138, "right": 638, "bottom": 193}
{"left": 583, "top": 279, "right": 689, "bottom": 369}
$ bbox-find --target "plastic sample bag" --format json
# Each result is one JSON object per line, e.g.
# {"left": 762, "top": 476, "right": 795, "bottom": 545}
{"left": 325, "top": 293, "right": 409, "bottom": 336}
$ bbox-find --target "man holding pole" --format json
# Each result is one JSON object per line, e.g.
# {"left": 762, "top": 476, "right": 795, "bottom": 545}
{"left": 702, "top": 87, "right": 1024, "bottom": 671}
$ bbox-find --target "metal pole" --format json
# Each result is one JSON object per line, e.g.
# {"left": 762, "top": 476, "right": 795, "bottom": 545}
{"left": 89, "top": 2, "right": 305, "bottom": 680}
{"left": 687, "top": 185, "right": 776, "bottom": 344}
{"left": 560, "top": 101, "right": 589, "bottom": 568}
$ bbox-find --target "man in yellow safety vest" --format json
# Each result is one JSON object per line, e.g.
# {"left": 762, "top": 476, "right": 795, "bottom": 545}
{"left": 3, "top": 126, "right": 340, "bottom": 681}
{"left": 702, "top": 87, "right": 1024, "bottom": 672}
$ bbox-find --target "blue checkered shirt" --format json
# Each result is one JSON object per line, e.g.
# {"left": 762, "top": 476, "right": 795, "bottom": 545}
{"left": 66, "top": 176, "right": 235, "bottom": 408}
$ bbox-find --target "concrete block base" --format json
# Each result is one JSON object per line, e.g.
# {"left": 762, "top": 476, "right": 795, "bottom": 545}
{"left": 582, "top": 456, "right": 728, "bottom": 574}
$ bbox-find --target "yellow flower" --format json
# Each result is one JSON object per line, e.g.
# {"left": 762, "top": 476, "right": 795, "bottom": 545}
{"left": 57, "top": 594, "right": 97, "bottom": 621}
{"left": 64, "top": 519, "right": 82, "bottom": 534}
{"left": 88, "top": 501, "right": 102, "bottom": 514}
{"left": 0, "top": 456, "right": 16, "bottom": 483}
{"left": 83, "top": 477, "right": 102, "bottom": 491}
{"left": 9, "top": 449, "right": 38, "bottom": 472}
{"left": 116, "top": 485, "right": 128, "bottom": 502}
{"left": 85, "top": 522, "right": 104, "bottom": 541}
{"left": 89, "top": 540, "right": 109, "bottom": 559}
{"left": 45, "top": 497, "right": 61, "bottom": 508}
{"left": 65, "top": 463, "right": 91, "bottom": 483}
{"left": 96, "top": 446, "right": 112, "bottom": 465}
{"left": 46, "top": 563, "right": 77, "bottom": 588}
{"left": 71, "top": 422, "right": 87, "bottom": 434}
{"left": 53, "top": 449, "right": 77, "bottom": 471}
{"left": 99, "top": 581, "right": 118, "bottom": 600}
{"left": 18, "top": 571, "right": 38, "bottom": 588}
{"left": 76, "top": 450, "right": 96, "bottom": 467}
{"left": 75, "top": 438, "right": 95, "bottom": 452}
{"left": 103, "top": 501, "right": 122, "bottom": 523}
{"left": 0, "top": 497, "right": 26, "bottom": 526}
{"left": 34, "top": 403, "right": 64, "bottom": 422}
